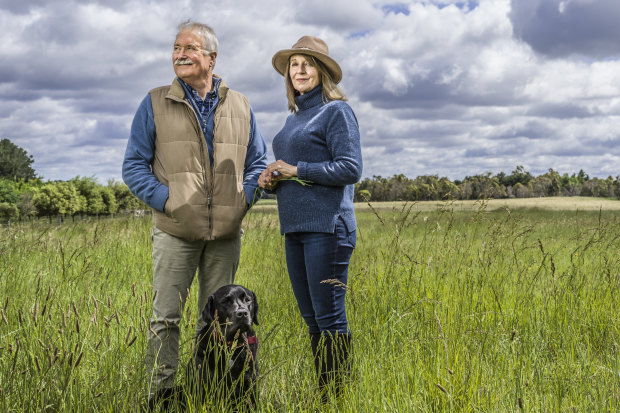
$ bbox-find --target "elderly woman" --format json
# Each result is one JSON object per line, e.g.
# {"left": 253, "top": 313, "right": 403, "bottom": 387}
{"left": 258, "top": 36, "right": 362, "bottom": 400}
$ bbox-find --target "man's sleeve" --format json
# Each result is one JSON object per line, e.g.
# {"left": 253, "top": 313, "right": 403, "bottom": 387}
{"left": 121, "top": 94, "right": 169, "bottom": 212}
{"left": 242, "top": 107, "right": 269, "bottom": 207}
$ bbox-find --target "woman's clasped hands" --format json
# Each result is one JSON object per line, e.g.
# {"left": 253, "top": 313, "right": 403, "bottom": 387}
{"left": 258, "top": 160, "right": 298, "bottom": 190}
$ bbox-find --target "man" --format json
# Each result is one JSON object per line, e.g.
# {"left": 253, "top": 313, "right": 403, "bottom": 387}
{"left": 122, "top": 21, "right": 267, "bottom": 408}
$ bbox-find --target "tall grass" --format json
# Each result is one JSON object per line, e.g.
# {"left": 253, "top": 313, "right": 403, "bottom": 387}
{"left": 0, "top": 201, "right": 618, "bottom": 411}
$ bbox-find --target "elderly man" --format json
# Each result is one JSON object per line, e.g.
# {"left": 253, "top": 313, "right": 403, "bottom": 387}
{"left": 122, "top": 20, "right": 267, "bottom": 409}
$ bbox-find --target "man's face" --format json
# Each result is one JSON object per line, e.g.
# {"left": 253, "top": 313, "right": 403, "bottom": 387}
{"left": 172, "top": 30, "right": 216, "bottom": 85}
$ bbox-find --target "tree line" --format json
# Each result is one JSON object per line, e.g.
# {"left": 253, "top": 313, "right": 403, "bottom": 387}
{"left": 1, "top": 138, "right": 618, "bottom": 222}
{"left": 0, "top": 138, "right": 145, "bottom": 222}
{"left": 0, "top": 176, "right": 145, "bottom": 222}
{"left": 354, "top": 166, "right": 620, "bottom": 202}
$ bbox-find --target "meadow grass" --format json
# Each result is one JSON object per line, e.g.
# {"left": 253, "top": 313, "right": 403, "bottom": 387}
{"left": 0, "top": 200, "right": 618, "bottom": 412}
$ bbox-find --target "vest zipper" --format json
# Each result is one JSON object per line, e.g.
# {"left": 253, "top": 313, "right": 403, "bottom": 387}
{"left": 185, "top": 100, "right": 213, "bottom": 239}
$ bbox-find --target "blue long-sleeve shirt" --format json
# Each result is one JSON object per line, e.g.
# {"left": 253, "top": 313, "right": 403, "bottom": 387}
{"left": 273, "top": 85, "right": 363, "bottom": 234}
{"left": 122, "top": 77, "right": 268, "bottom": 211}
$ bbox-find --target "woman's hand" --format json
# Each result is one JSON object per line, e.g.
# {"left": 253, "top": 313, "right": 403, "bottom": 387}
{"left": 258, "top": 168, "right": 277, "bottom": 190}
{"left": 257, "top": 160, "right": 298, "bottom": 190}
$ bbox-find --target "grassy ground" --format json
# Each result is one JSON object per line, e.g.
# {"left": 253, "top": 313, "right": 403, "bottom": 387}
{"left": 0, "top": 199, "right": 618, "bottom": 411}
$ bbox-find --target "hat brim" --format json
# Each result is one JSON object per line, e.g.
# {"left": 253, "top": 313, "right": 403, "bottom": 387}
{"left": 272, "top": 48, "right": 342, "bottom": 84}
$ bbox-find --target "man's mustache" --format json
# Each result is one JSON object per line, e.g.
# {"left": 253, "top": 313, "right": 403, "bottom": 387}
{"left": 174, "top": 58, "right": 193, "bottom": 65}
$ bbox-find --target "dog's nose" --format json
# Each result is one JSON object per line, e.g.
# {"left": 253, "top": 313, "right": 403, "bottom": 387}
{"left": 235, "top": 309, "right": 249, "bottom": 319}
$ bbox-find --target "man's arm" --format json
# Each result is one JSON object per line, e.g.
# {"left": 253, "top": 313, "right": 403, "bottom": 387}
{"left": 122, "top": 94, "right": 169, "bottom": 212}
{"left": 243, "top": 107, "right": 268, "bottom": 207}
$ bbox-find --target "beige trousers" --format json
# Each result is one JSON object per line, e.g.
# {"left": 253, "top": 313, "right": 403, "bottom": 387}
{"left": 146, "top": 226, "right": 241, "bottom": 396}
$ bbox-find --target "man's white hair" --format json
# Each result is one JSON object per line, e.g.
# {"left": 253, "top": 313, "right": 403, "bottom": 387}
{"left": 176, "top": 20, "right": 218, "bottom": 55}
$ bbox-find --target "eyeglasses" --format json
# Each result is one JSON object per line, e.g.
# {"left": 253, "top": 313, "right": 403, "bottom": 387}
{"left": 173, "top": 44, "right": 205, "bottom": 54}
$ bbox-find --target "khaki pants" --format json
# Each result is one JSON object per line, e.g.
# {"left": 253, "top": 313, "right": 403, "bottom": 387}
{"left": 146, "top": 226, "right": 241, "bottom": 396}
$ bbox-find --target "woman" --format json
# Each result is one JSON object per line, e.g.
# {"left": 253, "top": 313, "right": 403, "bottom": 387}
{"left": 258, "top": 36, "right": 363, "bottom": 399}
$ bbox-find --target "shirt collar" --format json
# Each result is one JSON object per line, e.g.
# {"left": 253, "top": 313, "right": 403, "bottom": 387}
{"left": 177, "top": 77, "right": 220, "bottom": 101}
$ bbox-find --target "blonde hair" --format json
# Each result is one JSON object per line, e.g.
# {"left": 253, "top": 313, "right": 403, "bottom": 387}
{"left": 284, "top": 54, "right": 347, "bottom": 113}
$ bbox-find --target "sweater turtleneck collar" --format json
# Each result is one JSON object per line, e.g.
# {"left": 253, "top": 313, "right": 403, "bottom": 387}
{"left": 294, "top": 85, "right": 324, "bottom": 112}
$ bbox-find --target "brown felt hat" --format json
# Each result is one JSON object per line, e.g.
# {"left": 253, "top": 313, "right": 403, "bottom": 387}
{"left": 272, "top": 36, "right": 342, "bottom": 84}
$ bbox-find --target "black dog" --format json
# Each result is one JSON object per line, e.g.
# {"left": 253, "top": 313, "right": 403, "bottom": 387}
{"left": 189, "top": 284, "right": 259, "bottom": 409}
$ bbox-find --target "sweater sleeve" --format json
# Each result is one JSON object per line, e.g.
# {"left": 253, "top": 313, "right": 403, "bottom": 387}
{"left": 121, "top": 94, "right": 169, "bottom": 212}
{"left": 296, "top": 102, "right": 363, "bottom": 186}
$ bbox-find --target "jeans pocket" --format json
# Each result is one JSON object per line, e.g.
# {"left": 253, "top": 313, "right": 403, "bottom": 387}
{"left": 336, "top": 217, "right": 356, "bottom": 249}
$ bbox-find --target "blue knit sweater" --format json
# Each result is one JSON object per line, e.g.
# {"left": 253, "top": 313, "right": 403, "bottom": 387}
{"left": 273, "top": 85, "right": 363, "bottom": 234}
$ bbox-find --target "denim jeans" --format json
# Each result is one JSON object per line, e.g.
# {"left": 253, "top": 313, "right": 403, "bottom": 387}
{"left": 285, "top": 217, "right": 356, "bottom": 335}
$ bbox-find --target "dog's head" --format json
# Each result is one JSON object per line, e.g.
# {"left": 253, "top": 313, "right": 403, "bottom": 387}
{"left": 202, "top": 284, "right": 259, "bottom": 341}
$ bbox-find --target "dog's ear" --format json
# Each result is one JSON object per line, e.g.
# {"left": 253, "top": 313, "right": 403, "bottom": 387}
{"left": 202, "top": 294, "right": 215, "bottom": 325}
{"left": 250, "top": 290, "right": 259, "bottom": 325}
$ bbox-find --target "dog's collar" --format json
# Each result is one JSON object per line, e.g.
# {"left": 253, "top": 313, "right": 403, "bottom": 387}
{"left": 212, "top": 330, "right": 258, "bottom": 350}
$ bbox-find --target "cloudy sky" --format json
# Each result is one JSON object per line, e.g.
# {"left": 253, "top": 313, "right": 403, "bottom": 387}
{"left": 1, "top": 0, "right": 619, "bottom": 183}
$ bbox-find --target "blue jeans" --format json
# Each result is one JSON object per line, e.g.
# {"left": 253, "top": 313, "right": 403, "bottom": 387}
{"left": 285, "top": 218, "right": 356, "bottom": 335}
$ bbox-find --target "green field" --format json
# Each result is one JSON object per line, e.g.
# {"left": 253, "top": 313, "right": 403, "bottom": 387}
{"left": 1, "top": 199, "right": 619, "bottom": 411}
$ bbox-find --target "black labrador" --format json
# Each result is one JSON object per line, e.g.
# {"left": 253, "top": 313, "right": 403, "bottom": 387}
{"left": 189, "top": 284, "right": 259, "bottom": 409}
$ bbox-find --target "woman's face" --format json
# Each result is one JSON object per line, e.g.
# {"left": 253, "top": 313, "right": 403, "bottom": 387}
{"left": 289, "top": 54, "right": 320, "bottom": 95}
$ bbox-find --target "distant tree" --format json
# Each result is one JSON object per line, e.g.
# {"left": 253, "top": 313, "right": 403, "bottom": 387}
{"left": 582, "top": 177, "right": 612, "bottom": 198}
{"left": 513, "top": 182, "right": 532, "bottom": 198}
{"left": 108, "top": 179, "right": 145, "bottom": 211}
{"left": 546, "top": 169, "right": 561, "bottom": 196}
{"left": 499, "top": 166, "right": 533, "bottom": 187}
{"left": 459, "top": 173, "right": 506, "bottom": 199}
{"left": 100, "top": 186, "right": 118, "bottom": 214}
{"left": 0, "top": 179, "right": 41, "bottom": 219}
{"left": 388, "top": 174, "right": 411, "bottom": 200}
{"left": 529, "top": 175, "right": 552, "bottom": 197}
{"left": 560, "top": 173, "right": 582, "bottom": 196}
{"left": 18, "top": 191, "right": 37, "bottom": 219}
{"left": 33, "top": 182, "right": 81, "bottom": 217}
{"left": 0, "top": 139, "right": 37, "bottom": 181}
{"left": 71, "top": 176, "right": 107, "bottom": 215}
{"left": 438, "top": 177, "right": 459, "bottom": 200}
{"left": 413, "top": 175, "right": 440, "bottom": 200}
{"left": 355, "top": 175, "right": 391, "bottom": 202}
{"left": 0, "top": 202, "right": 19, "bottom": 221}
{"left": 576, "top": 169, "right": 589, "bottom": 184}
{"left": 0, "top": 179, "right": 19, "bottom": 204}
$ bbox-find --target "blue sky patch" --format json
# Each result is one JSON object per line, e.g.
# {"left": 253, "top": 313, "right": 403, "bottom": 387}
{"left": 381, "top": 3, "right": 410, "bottom": 16}
{"left": 348, "top": 29, "right": 373, "bottom": 39}
{"left": 438, "top": 1, "right": 479, "bottom": 11}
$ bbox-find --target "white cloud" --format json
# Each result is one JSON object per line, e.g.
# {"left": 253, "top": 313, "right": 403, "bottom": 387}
{"left": 0, "top": 0, "right": 618, "bottom": 183}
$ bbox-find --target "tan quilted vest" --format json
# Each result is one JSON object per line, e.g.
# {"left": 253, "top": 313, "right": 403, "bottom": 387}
{"left": 149, "top": 77, "right": 250, "bottom": 241}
